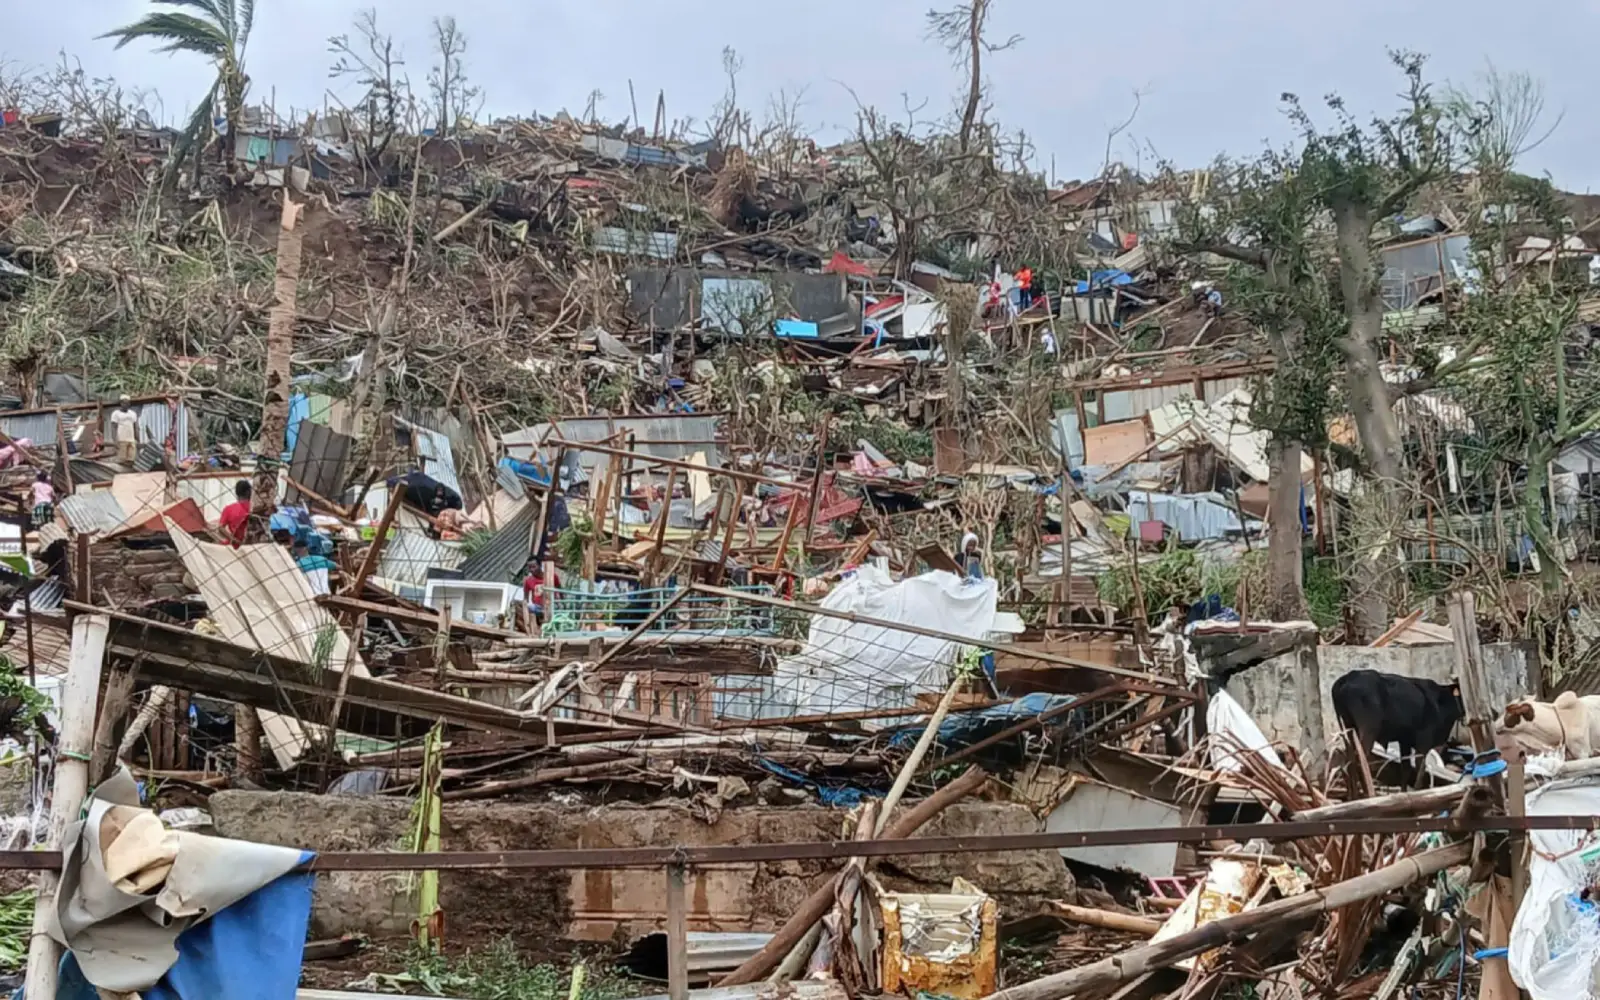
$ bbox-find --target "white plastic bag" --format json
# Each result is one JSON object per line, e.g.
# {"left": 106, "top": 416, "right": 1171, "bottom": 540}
{"left": 1510, "top": 780, "right": 1600, "bottom": 1000}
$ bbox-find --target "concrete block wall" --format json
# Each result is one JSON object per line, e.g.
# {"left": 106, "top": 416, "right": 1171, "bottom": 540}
{"left": 208, "top": 792, "right": 1072, "bottom": 945}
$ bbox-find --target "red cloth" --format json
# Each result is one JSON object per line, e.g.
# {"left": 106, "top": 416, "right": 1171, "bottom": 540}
{"left": 219, "top": 501, "right": 250, "bottom": 546}
{"left": 824, "top": 250, "right": 875, "bottom": 278}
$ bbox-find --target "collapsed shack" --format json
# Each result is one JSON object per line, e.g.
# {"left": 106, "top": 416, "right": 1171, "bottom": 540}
{"left": 0, "top": 398, "right": 1567, "bottom": 1000}
{"left": 0, "top": 375, "right": 1563, "bottom": 1000}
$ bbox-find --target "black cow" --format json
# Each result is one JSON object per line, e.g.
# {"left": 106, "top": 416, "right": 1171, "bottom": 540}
{"left": 1331, "top": 670, "right": 1464, "bottom": 789}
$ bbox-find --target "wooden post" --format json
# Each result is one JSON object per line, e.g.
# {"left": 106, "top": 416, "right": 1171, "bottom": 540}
{"left": 345, "top": 485, "right": 405, "bottom": 596}
{"left": 647, "top": 469, "right": 679, "bottom": 584}
{"left": 1508, "top": 756, "right": 1528, "bottom": 912}
{"left": 875, "top": 677, "right": 963, "bottom": 835}
{"left": 54, "top": 408, "right": 73, "bottom": 495}
{"left": 711, "top": 483, "right": 746, "bottom": 586}
{"left": 719, "top": 766, "right": 991, "bottom": 986}
{"left": 666, "top": 863, "right": 689, "bottom": 1000}
{"left": 1448, "top": 591, "right": 1507, "bottom": 800}
{"left": 23, "top": 613, "right": 109, "bottom": 1000}
{"left": 803, "top": 418, "right": 830, "bottom": 549}
{"left": 770, "top": 496, "right": 801, "bottom": 572}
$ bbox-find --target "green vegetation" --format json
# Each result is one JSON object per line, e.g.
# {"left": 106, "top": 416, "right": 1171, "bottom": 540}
{"left": 0, "top": 889, "right": 32, "bottom": 971}
{"left": 384, "top": 941, "right": 638, "bottom": 1000}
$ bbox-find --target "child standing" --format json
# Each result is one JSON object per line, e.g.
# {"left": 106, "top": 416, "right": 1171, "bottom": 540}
{"left": 30, "top": 472, "right": 54, "bottom": 528}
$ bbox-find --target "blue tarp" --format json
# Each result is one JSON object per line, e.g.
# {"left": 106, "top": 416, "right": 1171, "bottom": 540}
{"left": 775, "top": 319, "right": 819, "bottom": 339}
{"left": 754, "top": 758, "right": 877, "bottom": 807}
{"left": 888, "top": 693, "right": 1078, "bottom": 750}
{"left": 49, "top": 850, "right": 315, "bottom": 1000}
{"left": 1072, "top": 269, "right": 1136, "bottom": 295}
{"left": 501, "top": 456, "right": 552, "bottom": 487}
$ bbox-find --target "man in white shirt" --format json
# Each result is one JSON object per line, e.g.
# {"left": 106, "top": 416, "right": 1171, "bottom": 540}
{"left": 110, "top": 395, "right": 140, "bottom": 464}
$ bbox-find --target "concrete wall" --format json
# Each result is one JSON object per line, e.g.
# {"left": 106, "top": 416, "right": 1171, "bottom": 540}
{"left": 1225, "top": 641, "right": 1538, "bottom": 766}
{"left": 209, "top": 792, "right": 1071, "bottom": 946}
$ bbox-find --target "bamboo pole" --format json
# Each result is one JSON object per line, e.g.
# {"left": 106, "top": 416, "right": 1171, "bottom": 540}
{"left": 1287, "top": 783, "right": 1474, "bottom": 822}
{"left": 24, "top": 613, "right": 109, "bottom": 1000}
{"left": 1048, "top": 903, "right": 1163, "bottom": 936}
{"left": 718, "top": 765, "right": 991, "bottom": 986}
{"left": 982, "top": 841, "right": 1471, "bottom": 1000}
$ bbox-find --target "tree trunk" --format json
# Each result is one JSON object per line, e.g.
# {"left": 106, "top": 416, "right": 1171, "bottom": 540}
{"left": 1520, "top": 447, "right": 1564, "bottom": 593}
{"left": 249, "top": 194, "right": 305, "bottom": 540}
{"left": 1264, "top": 437, "right": 1308, "bottom": 620}
{"left": 1332, "top": 198, "right": 1406, "bottom": 640}
{"left": 957, "top": 1, "right": 985, "bottom": 153}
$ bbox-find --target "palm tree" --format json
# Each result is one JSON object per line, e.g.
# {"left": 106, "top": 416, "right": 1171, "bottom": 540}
{"left": 101, "top": 0, "right": 255, "bottom": 184}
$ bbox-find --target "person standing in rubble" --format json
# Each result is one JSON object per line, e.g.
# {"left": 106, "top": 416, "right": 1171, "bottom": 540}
{"left": 219, "top": 481, "right": 251, "bottom": 547}
{"left": 30, "top": 471, "right": 54, "bottom": 529}
{"left": 959, "top": 531, "right": 983, "bottom": 581}
{"left": 1016, "top": 266, "right": 1034, "bottom": 310}
{"left": 110, "top": 395, "right": 140, "bottom": 464}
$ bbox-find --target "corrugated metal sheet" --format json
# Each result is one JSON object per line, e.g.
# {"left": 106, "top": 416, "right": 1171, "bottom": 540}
{"left": 595, "top": 227, "right": 678, "bottom": 260}
{"left": 457, "top": 500, "right": 539, "bottom": 583}
{"left": 378, "top": 526, "right": 466, "bottom": 587}
{"left": 395, "top": 415, "right": 461, "bottom": 499}
{"left": 286, "top": 419, "right": 355, "bottom": 505}
{"left": 21, "top": 578, "right": 65, "bottom": 612}
{"left": 66, "top": 457, "right": 118, "bottom": 484}
{"left": 133, "top": 443, "right": 165, "bottom": 472}
{"left": 502, "top": 414, "right": 723, "bottom": 485}
{"left": 59, "top": 491, "right": 128, "bottom": 534}
{"left": 35, "top": 522, "right": 67, "bottom": 548}
{"left": 495, "top": 462, "right": 524, "bottom": 495}
{"left": 0, "top": 412, "right": 60, "bottom": 444}
{"left": 374, "top": 510, "right": 465, "bottom": 587}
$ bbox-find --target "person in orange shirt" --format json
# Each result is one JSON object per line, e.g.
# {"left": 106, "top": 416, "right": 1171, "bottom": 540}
{"left": 1016, "top": 266, "right": 1034, "bottom": 310}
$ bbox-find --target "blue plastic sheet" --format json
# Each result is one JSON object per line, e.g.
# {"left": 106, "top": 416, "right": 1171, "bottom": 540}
{"left": 755, "top": 758, "right": 877, "bottom": 807}
{"left": 48, "top": 850, "right": 316, "bottom": 1000}
{"left": 888, "top": 693, "right": 1078, "bottom": 750}
{"left": 501, "top": 456, "right": 552, "bottom": 487}
{"left": 1072, "top": 269, "right": 1135, "bottom": 294}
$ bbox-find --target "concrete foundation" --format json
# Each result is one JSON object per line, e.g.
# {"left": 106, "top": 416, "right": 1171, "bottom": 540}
{"left": 209, "top": 792, "right": 1072, "bottom": 946}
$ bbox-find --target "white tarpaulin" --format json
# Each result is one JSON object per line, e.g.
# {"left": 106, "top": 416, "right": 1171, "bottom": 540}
{"left": 1510, "top": 778, "right": 1600, "bottom": 1000}
{"left": 1206, "top": 690, "right": 1287, "bottom": 772}
{"left": 771, "top": 566, "right": 998, "bottom": 717}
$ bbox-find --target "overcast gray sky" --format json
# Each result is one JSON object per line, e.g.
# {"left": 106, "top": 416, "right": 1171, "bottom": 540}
{"left": 6, "top": 0, "right": 1597, "bottom": 190}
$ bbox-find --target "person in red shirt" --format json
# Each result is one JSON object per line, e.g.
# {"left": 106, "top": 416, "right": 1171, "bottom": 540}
{"left": 219, "top": 480, "right": 252, "bottom": 546}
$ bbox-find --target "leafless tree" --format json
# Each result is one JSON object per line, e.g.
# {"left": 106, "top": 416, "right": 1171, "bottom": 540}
{"left": 925, "top": 0, "right": 1021, "bottom": 154}
{"left": 328, "top": 8, "right": 408, "bottom": 165}
{"left": 427, "top": 16, "right": 480, "bottom": 136}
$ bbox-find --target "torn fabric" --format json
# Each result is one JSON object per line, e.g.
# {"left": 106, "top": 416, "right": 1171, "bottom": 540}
{"left": 46, "top": 769, "right": 307, "bottom": 993}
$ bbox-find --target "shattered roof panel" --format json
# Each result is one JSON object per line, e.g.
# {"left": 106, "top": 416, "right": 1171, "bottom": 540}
{"left": 60, "top": 490, "right": 128, "bottom": 535}
{"left": 504, "top": 413, "right": 724, "bottom": 485}
{"left": 457, "top": 499, "right": 539, "bottom": 583}
{"left": 380, "top": 515, "right": 466, "bottom": 587}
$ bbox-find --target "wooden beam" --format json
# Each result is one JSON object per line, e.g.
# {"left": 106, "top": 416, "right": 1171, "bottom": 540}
{"left": 345, "top": 485, "right": 405, "bottom": 596}
{"left": 711, "top": 482, "right": 746, "bottom": 585}
{"left": 318, "top": 594, "right": 523, "bottom": 642}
